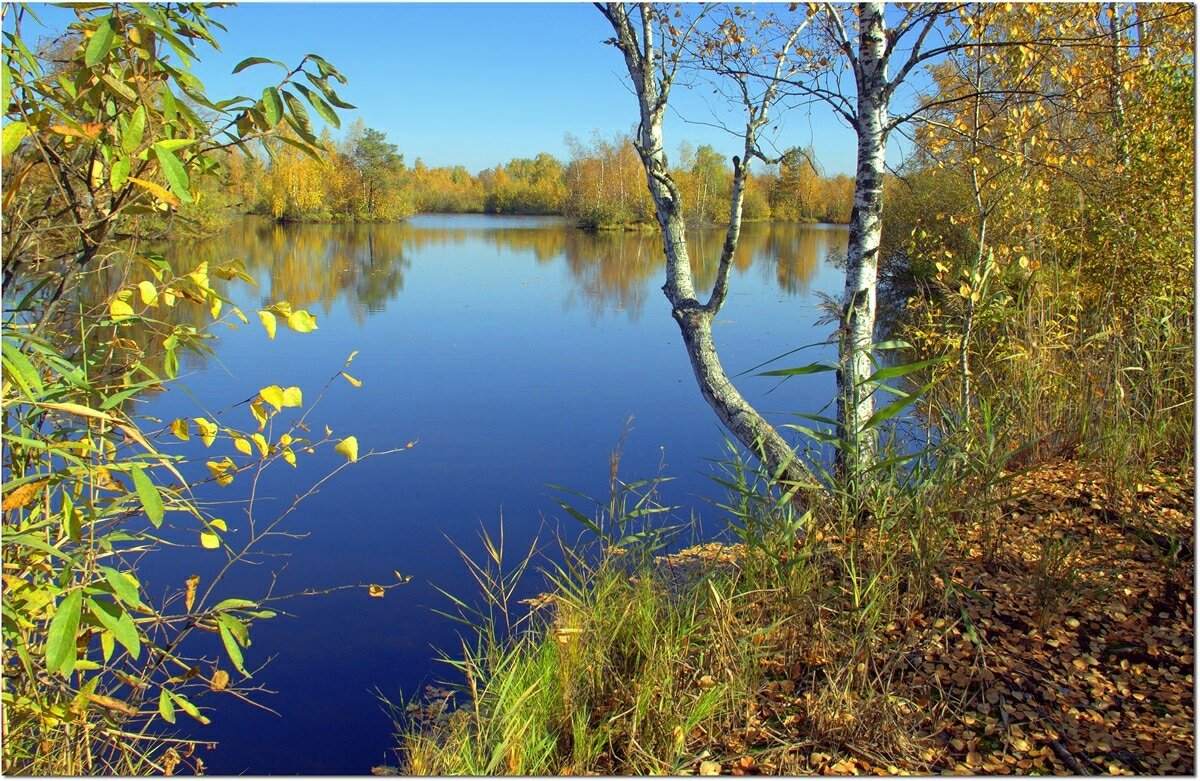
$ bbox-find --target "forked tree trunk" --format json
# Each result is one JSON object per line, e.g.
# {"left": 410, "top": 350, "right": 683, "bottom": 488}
{"left": 599, "top": 3, "right": 813, "bottom": 490}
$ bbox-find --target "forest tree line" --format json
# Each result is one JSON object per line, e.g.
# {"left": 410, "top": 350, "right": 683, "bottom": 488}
{"left": 210, "top": 120, "right": 854, "bottom": 229}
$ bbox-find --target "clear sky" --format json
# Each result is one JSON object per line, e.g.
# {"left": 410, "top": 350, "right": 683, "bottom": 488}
{"left": 25, "top": 2, "right": 887, "bottom": 176}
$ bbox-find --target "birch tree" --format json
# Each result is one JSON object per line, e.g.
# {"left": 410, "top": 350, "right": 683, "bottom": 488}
{"left": 596, "top": 3, "right": 818, "bottom": 489}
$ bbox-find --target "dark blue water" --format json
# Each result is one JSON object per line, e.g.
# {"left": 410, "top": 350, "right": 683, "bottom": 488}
{"left": 138, "top": 215, "right": 848, "bottom": 773}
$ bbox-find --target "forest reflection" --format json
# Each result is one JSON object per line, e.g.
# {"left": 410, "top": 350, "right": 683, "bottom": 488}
{"left": 82, "top": 218, "right": 845, "bottom": 386}
{"left": 142, "top": 216, "right": 848, "bottom": 329}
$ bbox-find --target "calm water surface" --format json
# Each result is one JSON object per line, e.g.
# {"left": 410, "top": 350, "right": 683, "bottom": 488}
{"left": 144, "top": 215, "right": 847, "bottom": 774}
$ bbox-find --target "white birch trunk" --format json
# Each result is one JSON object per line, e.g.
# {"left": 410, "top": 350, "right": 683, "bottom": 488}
{"left": 836, "top": 2, "right": 888, "bottom": 481}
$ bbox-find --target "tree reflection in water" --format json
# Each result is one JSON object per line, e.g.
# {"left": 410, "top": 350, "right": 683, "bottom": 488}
{"left": 133, "top": 216, "right": 846, "bottom": 336}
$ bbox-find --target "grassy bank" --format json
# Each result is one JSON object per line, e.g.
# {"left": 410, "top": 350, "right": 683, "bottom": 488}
{"left": 389, "top": 439, "right": 1193, "bottom": 774}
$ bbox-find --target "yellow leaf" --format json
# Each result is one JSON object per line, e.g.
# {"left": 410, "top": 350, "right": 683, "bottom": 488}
{"left": 184, "top": 574, "right": 199, "bottom": 611}
{"left": 200, "top": 531, "right": 220, "bottom": 549}
{"left": 188, "top": 262, "right": 209, "bottom": 290}
{"left": 161, "top": 289, "right": 177, "bottom": 307}
{"left": 138, "top": 280, "right": 158, "bottom": 307}
{"left": 250, "top": 400, "right": 268, "bottom": 430}
{"left": 210, "top": 518, "right": 227, "bottom": 532}
{"left": 958, "top": 283, "right": 972, "bottom": 298}
{"left": 170, "top": 418, "right": 190, "bottom": 441}
{"left": 233, "top": 437, "right": 251, "bottom": 456}
{"left": 1018, "top": 255, "right": 1029, "bottom": 268}
{"left": 210, "top": 669, "right": 230, "bottom": 691}
{"left": 258, "top": 310, "right": 277, "bottom": 340}
{"left": 205, "top": 458, "right": 234, "bottom": 487}
{"left": 334, "top": 436, "right": 359, "bottom": 463}
{"left": 282, "top": 386, "right": 303, "bottom": 407}
{"left": 5, "top": 479, "right": 47, "bottom": 511}
{"left": 110, "top": 298, "right": 135, "bottom": 321}
{"left": 127, "top": 175, "right": 181, "bottom": 207}
{"left": 209, "top": 297, "right": 222, "bottom": 319}
{"left": 368, "top": 584, "right": 384, "bottom": 598}
{"left": 346, "top": 350, "right": 359, "bottom": 364}
{"left": 281, "top": 447, "right": 296, "bottom": 467}
{"left": 286, "top": 309, "right": 318, "bottom": 333}
{"left": 259, "top": 385, "right": 285, "bottom": 411}
{"left": 341, "top": 372, "right": 362, "bottom": 388}
{"left": 195, "top": 417, "right": 217, "bottom": 447}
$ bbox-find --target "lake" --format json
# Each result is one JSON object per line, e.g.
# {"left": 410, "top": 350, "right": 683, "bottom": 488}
{"left": 142, "top": 214, "right": 848, "bottom": 774}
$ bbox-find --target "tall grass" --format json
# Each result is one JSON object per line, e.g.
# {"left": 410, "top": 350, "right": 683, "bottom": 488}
{"left": 394, "top": 429, "right": 960, "bottom": 774}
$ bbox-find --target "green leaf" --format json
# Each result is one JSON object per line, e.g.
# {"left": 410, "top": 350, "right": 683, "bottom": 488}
{"left": 261, "top": 87, "right": 283, "bottom": 127}
{"left": 217, "top": 612, "right": 250, "bottom": 646}
{"left": 109, "top": 156, "right": 130, "bottom": 189}
{"left": 101, "top": 567, "right": 143, "bottom": 608}
{"left": 120, "top": 105, "right": 146, "bottom": 154}
{"left": 758, "top": 361, "right": 838, "bottom": 377}
{"left": 161, "top": 86, "right": 177, "bottom": 122}
{"left": 163, "top": 345, "right": 179, "bottom": 379}
{"left": 46, "top": 589, "right": 83, "bottom": 675}
{"left": 100, "top": 72, "right": 137, "bottom": 102}
{"left": 88, "top": 598, "right": 141, "bottom": 660}
{"left": 152, "top": 145, "right": 192, "bottom": 203}
{"left": 130, "top": 465, "right": 164, "bottom": 527}
{"left": 218, "top": 618, "right": 249, "bottom": 676}
{"left": 1, "top": 61, "right": 12, "bottom": 107}
{"left": 305, "top": 72, "right": 355, "bottom": 109}
{"left": 84, "top": 14, "right": 116, "bottom": 67}
{"left": 168, "top": 691, "right": 210, "bottom": 724}
{"left": 295, "top": 83, "right": 339, "bottom": 128}
{"left": 100, "top": 628, "right": 115, "bottom": 663}
{"left": 2, "top": 121, "right": 27, "bottom": 156}
{"left": 863, "top": 356, "right": 946, "bottom": 384}
{"left": 306, "top": 52, "right": 347, "bottom": 84}
{"left": 231, "top": 56, "right": 286, "bottom": 74}
{"left": 860, "top": 380, "right": 936, "bottom": 431}
{"left": 212, "top": 598, "right": 257, "bottom": 612}
{"left": 553, "top": 498, "right": 603, "bottom": 539}
{"left": 153, "top": 138, "right": 195, "bottom": 153}
{"left": 2, "top": 338, "right": 43, "bottom": 397}
{"left": 281, "top": 89, "right": 313, "bottom": 137}
{"left": 158, "top": 688, "right": 176, "bottom": 723}
{"left": 276, "top": 132, "right": 324, "bottom": 162}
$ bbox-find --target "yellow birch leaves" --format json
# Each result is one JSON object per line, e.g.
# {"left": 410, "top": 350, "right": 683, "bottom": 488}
{"left": 334, "top": 436, "right": 359, "bottom": 463}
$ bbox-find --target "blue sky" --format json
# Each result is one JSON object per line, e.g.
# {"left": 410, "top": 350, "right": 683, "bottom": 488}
{"left": 25, "top": 2, "right": 891, "bottom": 175}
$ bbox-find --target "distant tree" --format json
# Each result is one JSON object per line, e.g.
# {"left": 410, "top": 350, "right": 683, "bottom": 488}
{"left": 351, "top": 125, "right": 404, "bottom": 216}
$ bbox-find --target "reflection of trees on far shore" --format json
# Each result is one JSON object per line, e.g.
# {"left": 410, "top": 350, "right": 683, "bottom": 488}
{"left": 554, "top": 222, "right": 848, "bottom": 321}
{"left": 138, "top": 218, "right": 849, "bottom": 335}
